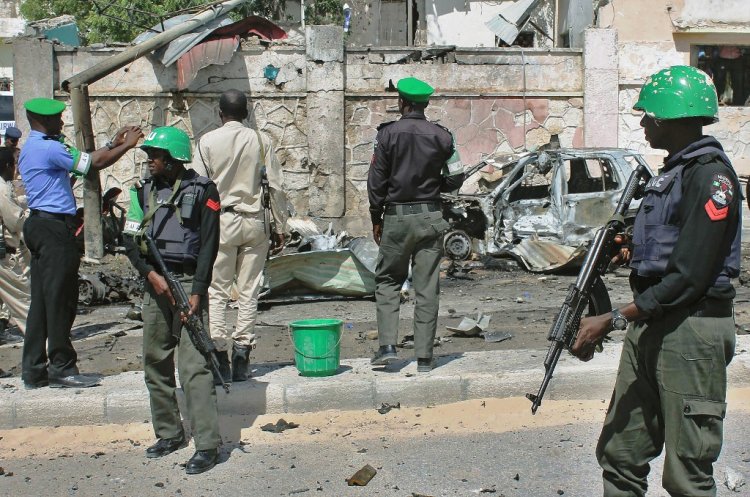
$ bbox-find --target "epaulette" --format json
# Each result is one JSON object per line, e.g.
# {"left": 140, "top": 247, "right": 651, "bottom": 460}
{"left": 433, "top": 122, "right": 452, "bottom": 135}
{"left": 377, "top": 120, "right": 396, "bottom": 131}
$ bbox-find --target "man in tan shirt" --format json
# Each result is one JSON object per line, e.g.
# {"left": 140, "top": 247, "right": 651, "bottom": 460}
{"left": 192, "top": 89, "right": 287, "bottom": 383}
{"left": 0, "top": 146, "right": 30, "bottom": 340}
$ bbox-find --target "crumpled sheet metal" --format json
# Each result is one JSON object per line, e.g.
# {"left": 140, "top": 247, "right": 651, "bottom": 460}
{"left": 176, "top": 35, "right": 239, "bottom": 90}
{"left": 446, "top": 312, "right": 491, "bottom": 337}
{"left": 264, "top": 248, "right": 376, "bottom": 297}
{"left": 133, "top": 15, "right": 288, "bottom": 89}
{"left": 499, "top": 239, "right": 587, "bottom": 273}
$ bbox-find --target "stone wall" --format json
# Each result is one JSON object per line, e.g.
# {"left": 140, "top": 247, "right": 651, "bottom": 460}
{"left": 14, "top": 29, "right": 589, "bottom": 235}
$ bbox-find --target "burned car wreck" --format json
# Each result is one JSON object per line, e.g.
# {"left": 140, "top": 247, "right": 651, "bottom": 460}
{"left": 442, "top": 148, "right": 653, "bottom": 272}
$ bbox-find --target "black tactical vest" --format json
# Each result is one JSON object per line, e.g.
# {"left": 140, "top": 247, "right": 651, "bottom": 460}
{"left": 630, "top": 146, "right": 741, "bottom": 285}
{"left": 142, "top": 171, "right": 211, "bottom": 266}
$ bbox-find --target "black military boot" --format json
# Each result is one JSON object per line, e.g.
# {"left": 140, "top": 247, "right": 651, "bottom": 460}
{"left": 370, "top": 345, "right": 397, "bottom": 366}
{"left": 213, "top": 351, "right": 232, "bottom": 386}
{"left": 232, "top": 344, "right": 251, "bottom": 382}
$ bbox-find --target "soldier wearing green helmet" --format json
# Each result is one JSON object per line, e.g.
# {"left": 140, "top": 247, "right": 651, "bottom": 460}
{"left": 122, "top": 126, "right": 223, "bottom": 474}
{"left": 572, "top": 65, "right": 741, "bottom": 496}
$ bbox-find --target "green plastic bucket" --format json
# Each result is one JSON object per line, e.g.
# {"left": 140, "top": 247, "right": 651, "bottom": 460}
{"left": 289, "top": 319, "right": 343, "bottom": 377}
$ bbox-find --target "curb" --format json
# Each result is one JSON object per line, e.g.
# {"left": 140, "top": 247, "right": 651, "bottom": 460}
{"left": 1, "top": 336, "right": 749, "bottom": 429}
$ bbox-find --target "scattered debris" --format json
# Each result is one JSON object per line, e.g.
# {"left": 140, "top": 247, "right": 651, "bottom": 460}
{"left": 0, "top": 369, "right": 11, "bottom": 378}
{"left": 471, "top": 486, "right": 497, "bottom": 494}
{"left": 260, "top": 419, "right": 300, "bottom": 433}
{"left": 482, "top": 331, "right": 513, "bottom": 343}
{"left": 377, "top": 402, "right": 401, "bottom": 414}
{"left": 446, "top": 312, "right": 491, "bottom": 337}
{"left": 346, "top": 464, "right": 377, "bottom": 486}
{"left": 288, "top": 488, "right": 310, "bottom": 494}
{"left": 723, "top": 466, "right": 746, "bottom": 491}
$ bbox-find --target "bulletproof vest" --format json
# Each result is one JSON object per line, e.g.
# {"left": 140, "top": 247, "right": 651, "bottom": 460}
{"left": 142, "top": 172, "right": 211, "bottom": 266}
{"left": 630, "top": 147, "right": 741, "bottom": 285}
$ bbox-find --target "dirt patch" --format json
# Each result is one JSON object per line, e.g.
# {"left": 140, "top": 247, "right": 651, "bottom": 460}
{"left": 3, "top": 246, "right": 750, "bottom": 378}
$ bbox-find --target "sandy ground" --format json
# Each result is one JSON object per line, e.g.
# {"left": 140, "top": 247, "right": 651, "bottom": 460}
{"left": 2, "top": 387, "right": 749, "bottom": 461}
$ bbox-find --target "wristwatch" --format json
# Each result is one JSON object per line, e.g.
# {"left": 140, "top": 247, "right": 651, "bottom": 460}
{"left": 611, "top": 309, "right": 628, "bottom": 331}
{"left": 105, "top": 141, "right": 116, "bottom": 150}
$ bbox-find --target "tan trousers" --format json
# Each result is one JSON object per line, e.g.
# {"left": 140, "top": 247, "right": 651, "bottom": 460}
{"left": 0, "top": 246, "right": 30, "bottom": 334}
{"left": 208, "top": 211, "right": 269, "bottom": 352}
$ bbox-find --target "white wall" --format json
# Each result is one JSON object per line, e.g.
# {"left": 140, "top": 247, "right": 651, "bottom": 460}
{"left": 679, "top": 0, "right": 750, "bottom": 24}
{"left": 425, "top": 0, "right": 510, "bottom": 47}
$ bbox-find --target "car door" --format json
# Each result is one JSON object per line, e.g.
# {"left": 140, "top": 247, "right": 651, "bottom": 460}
{"left": 559, "top": 154, "right": 624, "bottom": 244}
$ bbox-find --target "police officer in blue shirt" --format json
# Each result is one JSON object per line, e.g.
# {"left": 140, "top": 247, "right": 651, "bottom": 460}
{"left": 19, "top": 97, "right": 143, "bottom": 389}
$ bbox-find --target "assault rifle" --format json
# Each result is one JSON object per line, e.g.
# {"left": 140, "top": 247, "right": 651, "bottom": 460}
{"left": 526, "top": 164, "right": 651, "bottom": 414}
{"left": 260, "top": 166, "right": 272, "bottom": 256}
{"left": 144, "top": 234, "right": 230, "bottom": 393}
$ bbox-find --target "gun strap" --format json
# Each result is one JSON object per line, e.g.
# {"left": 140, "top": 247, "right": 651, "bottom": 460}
{"left": 196, "top": 138, "right": 214, "bottom": 178}
{"left": 254, "top": 129, "right": 266, "bottom": 167}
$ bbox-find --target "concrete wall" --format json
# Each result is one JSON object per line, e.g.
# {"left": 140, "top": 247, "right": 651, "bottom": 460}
{"left": 14, "top": 29, "right": 589, "bottom": 235}
{"left": 598, "top": 0, "right": 750, "bottom": 174}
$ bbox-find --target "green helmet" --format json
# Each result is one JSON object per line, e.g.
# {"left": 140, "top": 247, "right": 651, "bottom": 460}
{"left": 633, "top": 65, "right": 719, "bottom": 123}
{"left": 141, "top": 126, "right": 192, "bottom": 162}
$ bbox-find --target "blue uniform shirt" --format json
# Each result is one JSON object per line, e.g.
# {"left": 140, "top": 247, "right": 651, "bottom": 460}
{"left": 18, "top": 130, "right": 91, "bottom": 215}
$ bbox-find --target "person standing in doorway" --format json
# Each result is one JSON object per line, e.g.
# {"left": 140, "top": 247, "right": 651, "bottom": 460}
{"left": 367, "top": 77, "right": 464, "bottom": 372}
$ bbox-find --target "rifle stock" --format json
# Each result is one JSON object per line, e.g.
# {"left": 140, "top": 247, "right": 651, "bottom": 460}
{"left": 144, "top": 234, "right": 230, "bottom": 394}
{"left": 526, "top": 164, "right": 651, "bottom": 414}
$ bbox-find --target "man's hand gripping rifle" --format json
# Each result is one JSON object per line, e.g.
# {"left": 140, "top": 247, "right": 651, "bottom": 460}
{"left": 144, "top": 234, "right": 230, "bottom": 394}
{"left": 526, "top": 164, "right": 650, "bottom": 414}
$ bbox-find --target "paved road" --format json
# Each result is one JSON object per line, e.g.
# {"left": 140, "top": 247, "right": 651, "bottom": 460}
{"left": 1, "top": 383, "right": 749, "bottom": 496}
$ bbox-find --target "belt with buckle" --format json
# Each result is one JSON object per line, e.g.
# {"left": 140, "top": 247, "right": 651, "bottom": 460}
{"left": 385, "top": 202, "right": 441, "bottom": 215}
{"left": 688, "top": 298, "right": 733, "bottom": 318}
{"left": 31, "top": 209, "right": 74, "bottom": 222}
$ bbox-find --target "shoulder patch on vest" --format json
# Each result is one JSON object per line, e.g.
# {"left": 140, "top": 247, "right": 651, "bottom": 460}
{"left": 705, "top": 173, "right": 733, "bottom": 221}
{"left": 709, "top": 173, "right": 734, "bottom": 208}
{"left": 206, "top": 198, "right": 220, "bottom": 212}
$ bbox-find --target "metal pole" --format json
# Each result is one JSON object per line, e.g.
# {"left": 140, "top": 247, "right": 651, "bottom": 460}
{"left": 62, "top": 0, "right": 248, "bottom": 260}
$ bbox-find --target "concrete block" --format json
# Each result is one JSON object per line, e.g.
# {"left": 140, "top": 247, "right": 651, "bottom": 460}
{"left": 463, "top": 372, "right": 538, "bottom": 401}
{"left": 374, "top": 376, "right": 463, "bottom": 407}
{"left": 284, "top": 378, "right": 374, "bottom": 412}
{"left": 306, "top": 25, "right": 344, "bottom": 63}
{"left": 0, "top": 399, "right": 14, "bottom": 429}
{"left": 583, "top": 28, "right": 618, "bottom": 70}
{"left": 306, "top": 62, "right": 344, "bottom": 92}
{"left": 218, "top": 381, "right": 285, "bottom": 415}
{"left": 15, "top": 390, "right": 106, "bottom": 427}
{"left": 105, "top": 391, "right": 151, "bottom": 425}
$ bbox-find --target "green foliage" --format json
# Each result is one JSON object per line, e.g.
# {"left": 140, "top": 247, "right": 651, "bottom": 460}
{"left": 305, "top": 0, "right": 343, "bottom": 25}
{"left": 20, "top": 0, "right": 237, "bottom": 45}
